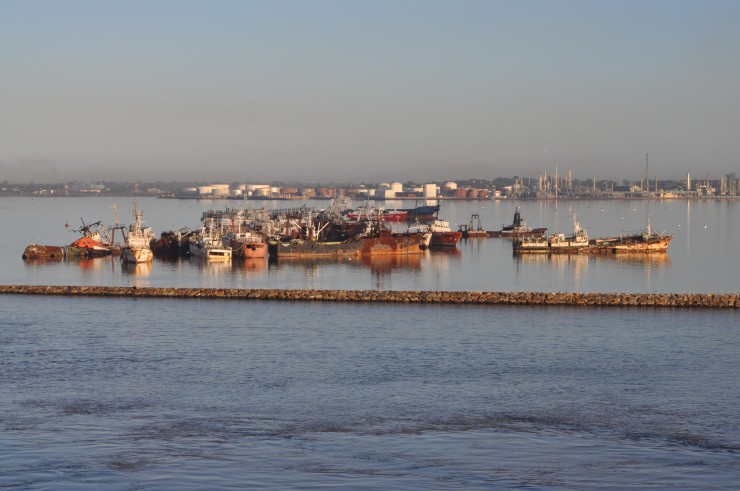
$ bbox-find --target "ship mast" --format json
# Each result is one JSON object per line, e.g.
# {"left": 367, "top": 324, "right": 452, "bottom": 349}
{"left": 645, "top": 153, "right": 649, "bottom": 198}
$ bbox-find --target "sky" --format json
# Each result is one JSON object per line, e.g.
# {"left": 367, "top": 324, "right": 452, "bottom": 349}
{"left": 1, "top": 0, "right": 739, "bottom": 184}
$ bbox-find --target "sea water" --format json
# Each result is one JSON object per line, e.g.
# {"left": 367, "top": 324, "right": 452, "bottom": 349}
{"left": 2, "top": 196, "right": 739, "bottom": 293}
{"left": 1, "top": 296, "right": 739, "bottom": 489}
{"left": 1, "top": 196, "right": 739, "bottom": 489}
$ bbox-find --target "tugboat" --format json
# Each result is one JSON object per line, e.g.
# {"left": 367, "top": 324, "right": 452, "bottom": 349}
{"left": 428, "top": 219, "right": 463, "bottom": 248}
{"left": 489, "top": 208, "right": 547, "bottom": 238}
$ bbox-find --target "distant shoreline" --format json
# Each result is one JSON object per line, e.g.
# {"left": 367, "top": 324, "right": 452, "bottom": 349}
{"left": 2, "top": 194, "right": 740, "bottom": 201}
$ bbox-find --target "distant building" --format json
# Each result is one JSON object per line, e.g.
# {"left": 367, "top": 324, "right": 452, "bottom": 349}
{"left": 69, "top": 182, "right": 105, "bottom": 193}
{"left": 423, "top": 183, "right": 437, "bottom": 198}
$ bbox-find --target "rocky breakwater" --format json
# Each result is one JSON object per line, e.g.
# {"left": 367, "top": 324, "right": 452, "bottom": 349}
{"left": 0, "top": 285, "right": 738, "bottom": 308}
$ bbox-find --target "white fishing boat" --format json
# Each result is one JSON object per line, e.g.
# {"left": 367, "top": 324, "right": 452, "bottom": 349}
{"left": 190, "top": 219, "right": 232, "bottom": 260}
{"left": 514, "top": 215, "right": 589, "bottom": 254}
{"left": 121, "top": 205, "right": 155, "bottom": 263}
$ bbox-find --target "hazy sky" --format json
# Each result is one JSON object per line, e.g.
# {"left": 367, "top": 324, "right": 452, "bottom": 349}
{"left": 2, "top": 0, "right": 739, "bottom": 183}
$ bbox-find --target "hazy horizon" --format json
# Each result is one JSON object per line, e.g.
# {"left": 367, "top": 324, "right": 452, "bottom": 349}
{"left": 2, "top": 1, "right": 739, "bottom": 183}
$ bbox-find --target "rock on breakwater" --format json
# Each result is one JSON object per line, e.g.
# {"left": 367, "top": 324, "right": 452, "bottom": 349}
{"left": 0, "top": 285, "right": 738, "bottom": 308}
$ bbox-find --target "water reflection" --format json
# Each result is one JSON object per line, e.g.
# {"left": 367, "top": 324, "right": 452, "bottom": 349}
{"left": 514, "top": 252, "right": 671, "bottom": 291}
{"left": 427, "top": 248, "right": 462, "bottom": 274}
{"left": 189, "top": 256, "right": 233, "bottom": 273}
{"left": 232, "top": 257, "right": 267, "bottom": 275}
{"left": 21, "top": 255, "right": 119, "bottom": 274}
{"left": 459, "top": 236, "right": 487, "bottom": 254}
{"left": 121, "top": 261, "right": 152, "bottom": 276}
{"left": 361, "top": 254, "right": 422, "bottom": 273}
{"left": 22, "top": 257, "right": 65, "bottom": 267}
{"left": 594, "top": 253, "right": 671, "bottom": 265}
{"left": 515, "top": 252, "right": 670, "bottom": 265}
{"left": 515, "top": 252, "right": 589, "bottom": 272}
{"left": 79, "top": 256, "right": 119, "bottom": 274}
{"left": 273, "top": 254, "right": 423, "bottom": 274}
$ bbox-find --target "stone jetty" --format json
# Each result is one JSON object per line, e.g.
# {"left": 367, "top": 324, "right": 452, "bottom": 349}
{"left": 0, "top": 285, "right": 737, "bottom": 308}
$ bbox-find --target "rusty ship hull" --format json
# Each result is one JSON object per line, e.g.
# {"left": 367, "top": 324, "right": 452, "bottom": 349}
{"left": 224, "top": 237, "right": 268, "bottom": 258}
{"left": 429, "top": 231, "right": 463, "bottom": 247}
{"left": 589, "top": 234, "right": 673, "bottom": 254}
{"left": 22, "top": 244, "right": 66, "bottom": 260}
{"left": 269, "top": 230, "right": 425, "bottom": 258}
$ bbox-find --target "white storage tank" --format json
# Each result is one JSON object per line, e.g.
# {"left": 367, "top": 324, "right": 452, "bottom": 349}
{"left": 197, "top": 186, "right": 213, "bottom": 196}
{"left": 443, "top": 181, "right": 458, "bottom": 190}
{"left": 255, "top": 187, "right": 271, "bottom": 197}
{"left": 210, "top": 184, "right": 230, "bottom": 197}
{"left": 423, "top": 183, "right": 437, "bottom": 198}
{"left": 390, "top": 182, "right": 403, "bottom": 193}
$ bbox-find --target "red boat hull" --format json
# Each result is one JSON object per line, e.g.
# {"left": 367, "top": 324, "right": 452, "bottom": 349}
{"left": 225, "top": 238, "right": 268, "bottom": 258}
{"left": 346, "top": 211, "right": 408, "bottom": 222}
{"left": 430, "top": 231, "right": 462, "bottom": 247}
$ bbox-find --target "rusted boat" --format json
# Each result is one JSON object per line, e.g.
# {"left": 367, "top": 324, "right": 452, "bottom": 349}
{"left": 23, "top": 218, "right": 121, "bottom": 259}
{"left": 514, "top": 216, "right": 589, "bottom": 254}
{"left": 488, "top": 208, "right": 547, "bottom": 238}
{"left": 67, "top": 235, "right": 117, "bottom": 257}
{"left": 589, "top": 223, "right": 672, "bottom": 254}
{"left": 268, "top": 229, "right": 425, "bottom": 258}
{"left": 151, "top": 228, "right": 193, "bottom": 257}
{"left": 22, "top": 244, "right": 66, "bottom": 260}
{"left": 222, "top": 230, "right": 267, "bottom": 258}
{"left": 403, "top": 222, "right": 432, "bottom": 249}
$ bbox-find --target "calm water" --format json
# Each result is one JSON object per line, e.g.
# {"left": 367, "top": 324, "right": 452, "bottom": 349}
{"left": 2, "top": 196, "right": 739, "bottom": 489}
{"left": 2, "top": 196, "right": 739, "bottom": 292}
{"left": 2, "top": 297, "right": 739, "bottom": 489}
